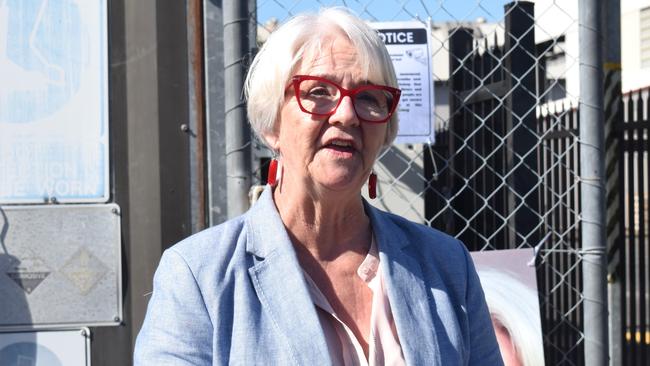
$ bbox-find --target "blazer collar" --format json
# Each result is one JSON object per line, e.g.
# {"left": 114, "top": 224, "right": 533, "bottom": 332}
{"left": 245, "top": 186, "right": 332, "bottom": 365}
{"left": 245, "top": 186, "right": 288, "bottom": 257}
{"left": 364, "top": 201, "right": 442, "bottom": 365}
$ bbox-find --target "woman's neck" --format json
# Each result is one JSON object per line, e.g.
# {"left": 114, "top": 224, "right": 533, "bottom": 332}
{"left": 273, "top": 180, "right": 372, "bottom": 262}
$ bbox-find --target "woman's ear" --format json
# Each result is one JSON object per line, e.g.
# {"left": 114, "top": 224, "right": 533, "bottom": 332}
{"left": 263, "top": 130, "right": 280, "bottom": 152}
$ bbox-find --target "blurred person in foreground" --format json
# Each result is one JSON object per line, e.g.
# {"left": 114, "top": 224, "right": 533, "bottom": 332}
{"left": 134, "top": 7, "right": 502, "bottom": 365}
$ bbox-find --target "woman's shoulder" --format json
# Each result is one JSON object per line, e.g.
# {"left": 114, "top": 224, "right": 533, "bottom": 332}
{"left": 370, "top": 206, "right": 473, "bottom": 277}
{"left": 162, "top": 213, "right": 252, "bottom": 276}
{"left": 372, "top": 207, "right": 465, "bottom": 252}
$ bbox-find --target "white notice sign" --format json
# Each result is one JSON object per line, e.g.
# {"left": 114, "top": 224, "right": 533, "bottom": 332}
{"left": 0, "top": 0, "right": 109, "bottom": 203}
{"left": 0, "top": 329, "right": 90, "bottom": 366}
{"left": 372, "top": 21, "right": 434, "bottom": 144}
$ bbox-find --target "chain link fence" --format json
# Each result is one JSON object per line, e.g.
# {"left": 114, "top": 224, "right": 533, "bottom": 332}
{"left": 245, "top": 1, "right": 597, "bottom": 364}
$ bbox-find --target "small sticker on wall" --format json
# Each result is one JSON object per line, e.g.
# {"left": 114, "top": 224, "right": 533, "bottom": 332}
{"left": 60, "top": 247, "right": 108, "bottom": 295}
{"left": 4, "top": 256, "right": 51, "bottom": 294}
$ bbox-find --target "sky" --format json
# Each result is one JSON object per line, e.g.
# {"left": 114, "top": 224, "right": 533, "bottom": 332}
{"left": 257, "top": 0, "right": 511, "bottom": 24}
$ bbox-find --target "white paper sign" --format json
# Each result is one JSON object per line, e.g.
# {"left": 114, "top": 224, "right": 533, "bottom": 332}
{"left": 372, "top": 21, "right": 435, "bottom": 144}
{"left": 0, "top": 0, "right": 109, "bottom": 204}
{"left": 0, "top": 329, "right": 90, "bottom": 366}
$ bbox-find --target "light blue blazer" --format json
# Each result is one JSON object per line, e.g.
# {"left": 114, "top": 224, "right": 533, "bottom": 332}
{"left": 134, "top": 187, "right": 503, "bottom": 365}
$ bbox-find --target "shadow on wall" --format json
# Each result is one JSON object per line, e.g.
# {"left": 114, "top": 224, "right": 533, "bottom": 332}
{"left": 0, "top": 206, "right": 37, "bottom": 365}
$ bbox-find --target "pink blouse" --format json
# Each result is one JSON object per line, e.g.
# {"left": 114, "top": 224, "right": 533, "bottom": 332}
{"left": 302, "top": 239, "right": 407, "bottom": 366}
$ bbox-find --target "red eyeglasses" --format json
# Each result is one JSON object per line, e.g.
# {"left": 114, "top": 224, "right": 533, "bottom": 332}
{"left": 289, "top": 75, "right": 401, "bottom": 123}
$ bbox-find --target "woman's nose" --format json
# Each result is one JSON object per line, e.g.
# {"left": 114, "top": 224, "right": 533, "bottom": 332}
{"left": 329, "top": 96, "right": 359, "bottom": 126}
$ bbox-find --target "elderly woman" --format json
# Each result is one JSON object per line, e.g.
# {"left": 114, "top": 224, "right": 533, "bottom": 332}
{"left": 134, "top": 7, "right": 502, "bottom": 366}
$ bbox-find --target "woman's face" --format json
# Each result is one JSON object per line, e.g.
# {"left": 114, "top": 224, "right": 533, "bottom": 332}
{"left": 265, "top": 34, "right": 388, "bottom": 196}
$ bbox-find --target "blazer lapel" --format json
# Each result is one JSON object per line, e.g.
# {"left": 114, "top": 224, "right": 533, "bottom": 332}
{"left": 366, "top": 203, "right": 442, "bottom": 366}
{"left": 246, "top": 187, "right": 332, "bottom": 365}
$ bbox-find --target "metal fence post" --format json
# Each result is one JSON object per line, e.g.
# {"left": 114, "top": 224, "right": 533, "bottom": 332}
{"left": 223, "top": 0, "right": 252, "bottom": 218}
{"left": 504, "top": 1, "right": 539, "bottom": 249}
{"left": 447, "top": 27, "right": 474, "bottom": 239}
{"left": 579, "top": 0, "right": 609, "bottom": 364}
{"left": 601, "top": 0, "right": 623, "bottom": 364}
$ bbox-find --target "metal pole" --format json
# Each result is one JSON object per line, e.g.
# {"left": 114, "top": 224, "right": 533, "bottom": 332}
{"left": 601, "top": 0, "right": 623, "bottom": 364}
{"left": 223, "top": 0, "right": 252, "bottom": 218}
{"left": 204, "top": 0, "right": 227, "bottom": 226}
{"left": 187, "top": 0, "right": 207, "bottom": 232}
{"left": 579, "top": 0, "right": 608, "bottom": 365}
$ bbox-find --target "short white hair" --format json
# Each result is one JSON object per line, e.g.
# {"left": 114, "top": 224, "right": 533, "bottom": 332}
{"left": 244, "top": 7, "right": 399, "bottom": 150}
{"left": 478, "top": 268, "right": 546, "bottom": 366}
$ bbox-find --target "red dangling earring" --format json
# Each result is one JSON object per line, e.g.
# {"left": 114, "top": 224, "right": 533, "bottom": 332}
{"left": 368, "top": 172, "right": 377, "bottom": 199}
{"left": 267, "top": 159, "right": 279, "bottom": 186}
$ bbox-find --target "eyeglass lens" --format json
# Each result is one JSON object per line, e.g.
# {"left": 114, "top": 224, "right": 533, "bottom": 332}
{"left": 297, "top": 79, "right": 394, "bottom": 122}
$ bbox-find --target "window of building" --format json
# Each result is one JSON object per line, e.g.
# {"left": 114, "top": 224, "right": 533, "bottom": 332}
{"left": 641, "top": 6, "right": 650, "bottom": 68}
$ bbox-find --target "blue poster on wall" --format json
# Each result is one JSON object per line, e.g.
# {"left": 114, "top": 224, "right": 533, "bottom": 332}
{"left": 0, "top": 0, "right": 108, "bottom": 203}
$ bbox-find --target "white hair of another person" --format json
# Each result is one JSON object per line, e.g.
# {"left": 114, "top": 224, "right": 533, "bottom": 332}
{"left": 477, "top": 268, "right": 545, "bottom": 366}
{"left": 244, "top": 7, "right": 400, "bottom": 151}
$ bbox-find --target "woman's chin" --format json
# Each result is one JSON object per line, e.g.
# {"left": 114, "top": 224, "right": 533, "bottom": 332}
{"left": 314, "top": 174, "right": 363, "bottom": 196}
